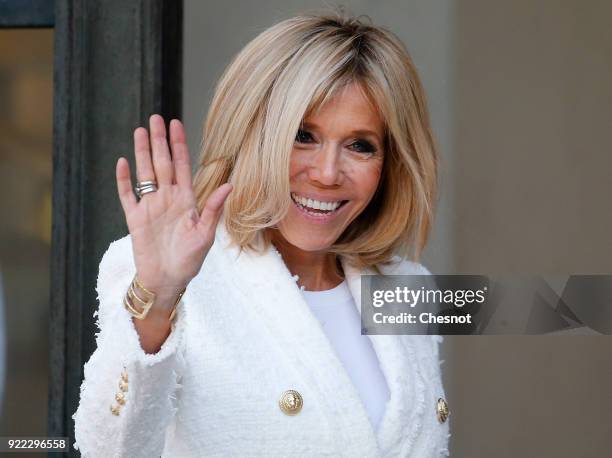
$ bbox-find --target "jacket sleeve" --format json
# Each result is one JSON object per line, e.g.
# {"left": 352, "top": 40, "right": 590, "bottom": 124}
{"left": 73, "top": 234, "right": 187, "bottom": 458}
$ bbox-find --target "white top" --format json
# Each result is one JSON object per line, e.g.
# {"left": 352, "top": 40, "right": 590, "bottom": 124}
{"left": 302, "top": 280, "right": 391, "bottom": 432}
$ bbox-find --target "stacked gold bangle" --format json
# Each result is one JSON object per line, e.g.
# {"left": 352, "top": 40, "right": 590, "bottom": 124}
{"left": 123, "top": 275, "right": 185, "bottom": 321}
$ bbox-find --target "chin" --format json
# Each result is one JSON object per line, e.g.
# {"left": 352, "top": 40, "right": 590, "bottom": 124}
{"left": 280, "top": 231, "right": 336, "bottom": 252}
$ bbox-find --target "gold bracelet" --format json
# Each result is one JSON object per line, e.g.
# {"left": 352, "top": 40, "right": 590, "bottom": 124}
{"left": 124, "top": 275, "right": 186, "bottom": 321}
{"left": 169, "top": 288, "right": 185, "bottom": 321}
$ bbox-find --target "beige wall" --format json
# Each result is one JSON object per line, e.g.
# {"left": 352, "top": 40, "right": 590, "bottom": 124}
{"left": 184, "top": 1, "right": 612, "bottom": 456}
{"left": 445, "top": 1, "right": 612, "bottom": 456}
{"left": 453, "top": 0, "right": 612, "bottom": 275}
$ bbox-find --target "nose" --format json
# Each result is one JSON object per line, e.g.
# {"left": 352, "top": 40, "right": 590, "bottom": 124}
{"left": 308, "top": 143, "right": 344, "bottom": 186}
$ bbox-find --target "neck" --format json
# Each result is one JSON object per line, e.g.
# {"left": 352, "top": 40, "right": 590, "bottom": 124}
{"left": 268, "top": 229, "right": 344, "bottom": 291}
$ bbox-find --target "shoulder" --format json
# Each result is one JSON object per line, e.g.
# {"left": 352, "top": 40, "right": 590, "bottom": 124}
{"left": 104, "top": 233, "right": 133, "bottom": 254}
{"left": 380, "top": 257, "right": 443, "bottom": 357}
{"left": 377, "top": 255, "right": 432, "bottom": 276}
{"left": 97, "top": 234, "right": 135, "bottom": 286}
{"left": 99, "top": 233, "right": 133, "bottom": 266}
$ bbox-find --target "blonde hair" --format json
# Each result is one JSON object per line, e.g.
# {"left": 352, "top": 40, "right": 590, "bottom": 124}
{"left": 193, "top": 11, "right": 438, "bottom": 271}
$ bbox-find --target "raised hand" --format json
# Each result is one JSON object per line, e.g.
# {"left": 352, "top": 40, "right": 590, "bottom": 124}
{"left": 115, "top": 114, "right": 232, "bottom": 319}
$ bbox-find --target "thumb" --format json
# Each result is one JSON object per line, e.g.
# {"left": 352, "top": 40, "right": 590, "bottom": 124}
{"left": 198, "top": 182, "right": 233, "bottom": 235}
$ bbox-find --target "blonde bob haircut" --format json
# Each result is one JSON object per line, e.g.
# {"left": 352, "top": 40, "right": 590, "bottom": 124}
{"left": 193, "top": 11, "right": 438, "bottom": 272}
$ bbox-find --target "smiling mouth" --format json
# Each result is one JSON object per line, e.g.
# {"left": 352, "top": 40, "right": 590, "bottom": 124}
{"left": 290, "top": 192, "right": 349, "bottom": 216}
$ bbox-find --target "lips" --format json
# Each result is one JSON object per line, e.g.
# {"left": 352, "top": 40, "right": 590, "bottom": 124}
{"left": 290, "top": 193, "right": 348, "bottom": 215}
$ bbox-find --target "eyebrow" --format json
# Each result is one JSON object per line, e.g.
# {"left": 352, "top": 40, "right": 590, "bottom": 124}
{"left": 300, "top": 121, "right": 382, "bottom": 142}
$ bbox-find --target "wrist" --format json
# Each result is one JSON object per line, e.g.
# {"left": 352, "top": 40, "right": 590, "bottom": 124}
{"left": 124, "top": 275, "right": 186, "bottom": 322}
{"left": 134, "top": 304, "right": 174, "bottom": 328}
{"left": 135, "top": 275, "right": 188, "bottom": 298}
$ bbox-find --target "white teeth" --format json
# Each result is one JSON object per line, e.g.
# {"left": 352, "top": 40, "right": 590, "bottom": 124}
{"left": 291, "top": 193, "right": 343, "bottom": 212}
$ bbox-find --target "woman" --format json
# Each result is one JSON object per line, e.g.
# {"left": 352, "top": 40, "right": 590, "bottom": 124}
{"left": 73, "top": 12, "right": 450, "bottom": 457}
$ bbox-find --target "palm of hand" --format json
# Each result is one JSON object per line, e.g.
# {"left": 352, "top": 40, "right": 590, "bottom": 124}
{"left": 115, "top": 114, "right": 232, "bottom": 299}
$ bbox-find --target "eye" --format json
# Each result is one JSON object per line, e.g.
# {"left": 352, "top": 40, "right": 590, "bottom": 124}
{"left": 349, "top": 139, "right": 377, "bottom": 154}
{"left": 295, "top": 129, "right": 315, "bottom": 144}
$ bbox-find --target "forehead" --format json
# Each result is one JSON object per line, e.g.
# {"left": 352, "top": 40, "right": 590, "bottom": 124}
{"left": 304, "top": 81, "right": 384, "bottom": 135}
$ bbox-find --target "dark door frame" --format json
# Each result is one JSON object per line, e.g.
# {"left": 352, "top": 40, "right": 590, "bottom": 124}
{"left": 3, "top": 1, "right": 183, "bottom": 455}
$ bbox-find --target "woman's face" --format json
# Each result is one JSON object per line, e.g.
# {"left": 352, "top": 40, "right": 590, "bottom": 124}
{"left": 276, "top": 81, "right": 385, "bottom": 252}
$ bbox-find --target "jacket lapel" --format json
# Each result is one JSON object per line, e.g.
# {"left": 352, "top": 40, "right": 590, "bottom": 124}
{"left": 214, "top": 223, "right": 422, "bottom": 456}
{"left": 342, "top": 260, "right": 427, "bottom": 457}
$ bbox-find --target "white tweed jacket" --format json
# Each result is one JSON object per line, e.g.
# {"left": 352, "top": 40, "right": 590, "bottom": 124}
{"left": 73, "top": 221, "right": 451, "bottom": 457}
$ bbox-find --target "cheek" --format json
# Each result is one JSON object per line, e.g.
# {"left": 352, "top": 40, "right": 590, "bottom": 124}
{"left": 351, "top": 161, "right": 384, "bottom": 198}
{"left": 288, "top": 150, "right": 308, "bottom": 178}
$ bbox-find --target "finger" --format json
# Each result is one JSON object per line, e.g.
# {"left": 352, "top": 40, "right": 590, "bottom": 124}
{"left": 134, "top": 127, "right": 155, "bottom": 183}
{"left": 169, "top": 119, "right": 193, "bottom": 189}
{"left": 116, "top": 157, "right": 137, "bottom": 214}
{"left": 198, "top": 183, "right": 233, "bottom": 236}
{"left": 149, "top": 114, "right": 173, "bottom": 186}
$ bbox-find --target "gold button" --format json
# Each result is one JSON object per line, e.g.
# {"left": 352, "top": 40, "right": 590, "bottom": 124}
{"left": 110, "top": 404, "right": 121, "bottom": 416}
{"left": 115, "top": 392, "right": 126, "bottom": 405}
{"left": 121, "top": 369, "right": 128, "bottom": 383}
{"left": 279, "top": 389, "right": 303, "bottom": 415}
{"left": 436, "top": 398, "right": 450, "bottom": 423}
{"left": 119, "top": 380, "right": 128, "bottom": 392}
